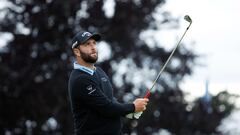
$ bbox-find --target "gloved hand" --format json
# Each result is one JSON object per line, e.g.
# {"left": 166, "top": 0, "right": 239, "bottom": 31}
{"left": 126, "top": 113, "right": 134, "bottom": 119}
{"left": 126, "top": 98, "right": 148, "bottom": 119}
{"left": 134, "top": 111, "right": 143, "bottom": 119}
{"left": 126, "top": 111, "right": 143, "bottom": 119}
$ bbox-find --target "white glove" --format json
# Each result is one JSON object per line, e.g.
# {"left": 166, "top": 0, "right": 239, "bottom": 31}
{"left": 126, "top": 113, "right": 134, "bottom": 119}
{"left": 126, "top": 112, "right": 143, "bottom": 119}
{"left": 134, "top": 111, "right": 143, "bottom": 119}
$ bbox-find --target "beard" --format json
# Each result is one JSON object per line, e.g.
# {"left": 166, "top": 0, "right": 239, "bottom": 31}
{"left": 79, "top": 49, "right": 98, "bottom": 63}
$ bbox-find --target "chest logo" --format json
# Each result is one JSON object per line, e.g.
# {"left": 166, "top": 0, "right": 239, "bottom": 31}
{"left": 101, "top": 77, "right": 108, "bottom": 82}
{"left": 86, "top": 85, "right": 96, "bottom": 95}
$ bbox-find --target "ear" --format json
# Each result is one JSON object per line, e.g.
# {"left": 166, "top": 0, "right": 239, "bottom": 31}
{"left": 73, "top": 48, "right": 81, "bottom": 57}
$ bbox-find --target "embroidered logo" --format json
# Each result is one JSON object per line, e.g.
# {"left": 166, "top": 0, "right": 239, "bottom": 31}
{"left": 101, "top": 77, "right": 108, "bottom": 82}
{"left": 86, "top": 85, "right": 96, "bottom": 95}
{"left": 82, "top": 32, "right": 91, "bottom": 37}
{"left": 72, "top": 41, "right": 78, "bottom": 47}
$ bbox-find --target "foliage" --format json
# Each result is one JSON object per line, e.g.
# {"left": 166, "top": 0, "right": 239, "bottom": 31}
{"left": 0, "top": 0, "right": 236, "bottom": 135}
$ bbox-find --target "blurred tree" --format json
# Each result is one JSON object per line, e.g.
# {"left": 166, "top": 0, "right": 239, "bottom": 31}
{"left": 186, "top": 91, "right": 238, "bottom": 135}
{"left": 0, "top": 0, "right": 236, "bottom": 135}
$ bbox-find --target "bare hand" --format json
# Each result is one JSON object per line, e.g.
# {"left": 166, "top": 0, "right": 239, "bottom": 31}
{"left": 133, "top": 98, "right": 149, "bottom": 112}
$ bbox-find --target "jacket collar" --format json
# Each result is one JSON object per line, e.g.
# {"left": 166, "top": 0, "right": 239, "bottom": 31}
{"left": 73, "top": 62, "right": 95, "bottom": 75}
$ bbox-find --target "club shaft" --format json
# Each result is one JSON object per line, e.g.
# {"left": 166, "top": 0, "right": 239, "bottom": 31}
{"left": 144, "top": 22, "right": 192, "bottom": 98}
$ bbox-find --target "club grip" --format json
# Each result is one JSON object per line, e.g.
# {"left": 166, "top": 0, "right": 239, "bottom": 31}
{"left": 144, "top": 89, "right": 151, "bottom": 98}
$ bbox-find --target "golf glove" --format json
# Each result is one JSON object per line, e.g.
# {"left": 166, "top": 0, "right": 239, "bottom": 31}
{"left": 126, "top": 111, "right": 143, "bottom": 119}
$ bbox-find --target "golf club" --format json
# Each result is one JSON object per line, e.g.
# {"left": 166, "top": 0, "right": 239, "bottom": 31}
{"left": 133, "top": 15, "right": 192, "bottom": 119}
{"left": 144, "top": 15, "right": 192, "bottom": 98}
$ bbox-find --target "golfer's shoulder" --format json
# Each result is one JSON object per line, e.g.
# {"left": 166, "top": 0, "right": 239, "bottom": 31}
{"left": 72, "top": 69, "right": 96, "bottom": 82}
{"left": 95, "top": 66, "right": 107, "bottom": 75}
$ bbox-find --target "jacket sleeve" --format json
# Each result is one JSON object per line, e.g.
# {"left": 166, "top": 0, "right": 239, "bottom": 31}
{"left": 73, "top": 74, "right": 135, "bottom": 117}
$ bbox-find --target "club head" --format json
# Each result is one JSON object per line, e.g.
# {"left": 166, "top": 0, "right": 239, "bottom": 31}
{"left": 184, "top": 15, "right": 192, "bottom": 23}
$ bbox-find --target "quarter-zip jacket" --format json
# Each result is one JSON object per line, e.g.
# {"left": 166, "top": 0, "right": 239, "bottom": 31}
{"left": 68, "top": 66, "right": 135, "bottom": 135}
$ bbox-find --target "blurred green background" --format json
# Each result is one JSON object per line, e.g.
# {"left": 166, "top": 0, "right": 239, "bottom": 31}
{"left": 0, "top": 0, "right": 238, "bottom": 135}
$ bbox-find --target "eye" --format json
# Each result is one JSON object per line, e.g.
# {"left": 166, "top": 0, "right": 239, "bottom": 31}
{"left": 83, "top": 42, "right": 90, "bottom": 46}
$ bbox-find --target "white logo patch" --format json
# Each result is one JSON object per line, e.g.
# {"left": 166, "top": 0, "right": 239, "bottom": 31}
{"left": 82, "top": 32, "right": 91, "bottom": 37}
{"left": 86, "top": 85, "right": 96, "bottom": 95}
{"left": 72, "top": 41, "right": 78, "bottom": 47}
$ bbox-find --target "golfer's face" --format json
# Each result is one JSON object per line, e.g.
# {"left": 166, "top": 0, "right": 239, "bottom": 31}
{"left": 78, "top": 38, "right": 98, "bottom": 63}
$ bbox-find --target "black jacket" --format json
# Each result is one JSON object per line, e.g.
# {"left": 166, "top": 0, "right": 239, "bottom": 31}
{"left": 68, "top": 66, "right": 135, "bottom": 135}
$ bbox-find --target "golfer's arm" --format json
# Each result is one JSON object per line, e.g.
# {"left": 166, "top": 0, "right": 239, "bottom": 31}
{"left": 74, "top": 76, "right": 135, "bottom": 117}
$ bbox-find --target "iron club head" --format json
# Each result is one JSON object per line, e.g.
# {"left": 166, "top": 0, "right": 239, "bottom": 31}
{"left": 184, "top": 15, "right": 192, "bottom": 23}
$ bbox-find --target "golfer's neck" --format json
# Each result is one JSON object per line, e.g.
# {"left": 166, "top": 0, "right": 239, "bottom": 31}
{"left": 76, "top": 58, "right": 95, "bottom": 70}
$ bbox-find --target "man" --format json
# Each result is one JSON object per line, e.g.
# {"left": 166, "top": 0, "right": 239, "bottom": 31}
{"left": 68, "top": 31, "right": 148, "bottom": 135}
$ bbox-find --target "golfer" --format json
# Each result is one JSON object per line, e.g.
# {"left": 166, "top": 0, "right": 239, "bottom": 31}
{"left": 68, "top": 31, "right": 148, "bottom": 135}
